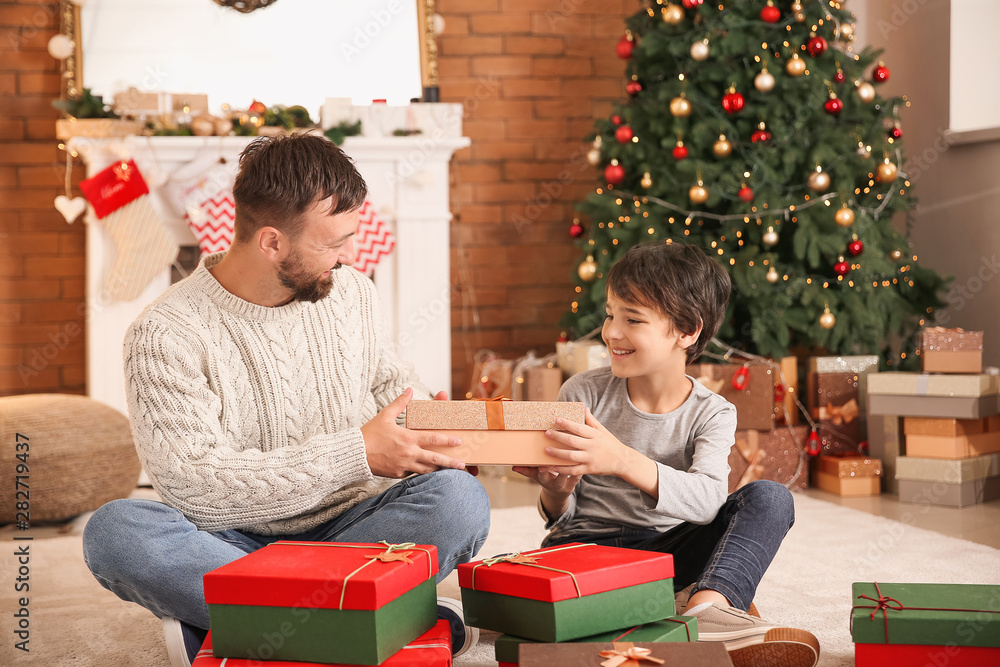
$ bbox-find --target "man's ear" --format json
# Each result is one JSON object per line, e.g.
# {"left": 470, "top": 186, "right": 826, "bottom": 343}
{"left": 256, "top": 226, "right": 287, "bottom": 261}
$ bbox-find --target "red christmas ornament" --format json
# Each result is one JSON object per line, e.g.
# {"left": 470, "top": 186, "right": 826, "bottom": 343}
{"left": 859, "top": 440, "right": 870, "bottom": 455}
{"left": 732, "top": 364, "right": 750, "bottom": 391}
{"left": 569, "top": 222, "right": 585, "bottom": 238}
{"left": 611, "top": 114, "right": 622, "bottom": 125}
{"left": 834, "top": 259, "right": 850, "bottom": 276}
{"left": 615, "top": 125, "right": 633, "bottom": 143}
{"left": 834, "top": 69, "right": 846, "bottom": 83}
{"left": 248, "top": 99, "right": 267, "bottom": 114}
{"left": 824, "top": 96, "right": 843, "bottom": 114}
{"left": 806, "top": 429, "right": 821, "bottom": 456}
{"left": 604, "top": 161, "right": 625, "bottom": 185}
{"left": 672, "top": 142, "right": 689, "bottom": 160}
{"left": 617, "top": 35, "right": 634, "bottom": 59}
{"left": 751, "top": 127, "right": 772, "bottom": 143}
{"left": 873, "top": 62, "right": 890, "bottom": 83}
{"left": 760, "top": 3, "right": 781, "bottom": 23}
{"left": 682, "top": 0, "right": 704, "bottom": 7}
{"left": 848, "top": 239, "right": 864, "bottom": 256}
{"left": 889, "top": 126, "right": 903, "bottom": 139}
{"left": 807, "top": 35, "right": 828, "bottom": 57}
{"left": 722, "top": 89, "right": 745, "bottom": 114}
{"left": 738, "top": 186, "right": 754, "bottom": 202}
{"left": 626, "top": 80, "right": 643, "bottom": 97}
{"left": 774, "top": 382, "right": 785, "bottom": 404}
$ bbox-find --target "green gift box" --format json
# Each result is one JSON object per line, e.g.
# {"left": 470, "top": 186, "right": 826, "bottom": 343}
{"left": 203, "top": 541, "right": 438, "bottom": 665}
{"left": 458, "top": 543, "right": 676, "bottom": 642}
{"left": 495, "top": 615, "right": 698, "bottom": 663}
{"left": 851, "top": 582, "right": 1000, "bottom": 648}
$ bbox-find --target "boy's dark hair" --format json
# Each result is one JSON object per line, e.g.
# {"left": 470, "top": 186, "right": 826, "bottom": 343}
{"left": 606, "top": 241, "right": 731, "bottom": 363}
{"left": 232, "top": 134, "right": 368, "bottom": 244}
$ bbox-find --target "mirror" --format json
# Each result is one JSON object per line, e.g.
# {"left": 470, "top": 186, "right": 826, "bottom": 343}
{"left": 66, "top": 0, "right": 439, "bottom": 119}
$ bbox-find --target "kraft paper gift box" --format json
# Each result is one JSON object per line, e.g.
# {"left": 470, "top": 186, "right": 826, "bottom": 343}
{"left": 727, "top": 426, "right": 810, "bottom": 492}
{"left": 687, "top": 362, "right": 780, "bottom": 430}
{"left": 867, "top": 372, "right": 1000, "bottom": 419}
{"left": 896, "top": 476, "right": 1000, "bottom": 508}
{"left": 814, "top": 455, "right": 882, "bottom": 496}
{"left": 851, "top": 582, "right": 1000, "bottom": 667}
{"left": 458, "top": 543, "right": 676, "bottom": 643}
{"left": 518, "top": 641, "right": 734, "bottom": 666}
{"left": 920, "top": 327, "right": 984, "bottom": 374}
{"left": 193, "top": 620, "right": 452, "bottom": 666}
{"left": 525, "top": 365, "right": 563, "bottom": 402}
{"left": 904, "top": 432, "right": 1000, "bottom": 459}
{"left": 495, "top": 616, "right": 698, "bottom": 665}
{"left": 895, "top": 452, "right": 1000, "bottom": 484}
{"left": 407, "top": 399, "right": 585, "bottom": 466}
{"left": 867, "top": 415, "right": 904, "bottom": 493}
{"left": 203, "top": 541, "right": 438, "bottom": 665}
{"left": 904, "top": 416, "right": 986, "bottom": 437}
{"left": 808, "top": 355, "right": 879, "bottom": 455}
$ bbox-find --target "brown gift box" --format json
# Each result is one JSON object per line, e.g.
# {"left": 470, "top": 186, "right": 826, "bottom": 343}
{"left": 406, "top": 400, "right": 585, "bottom": 466}
{"left": 920, "top": 327, "right": 984, "bottom": 374}
{"left": 904, "top": 432, "right": 1000, "bottom": 460}
{"left": 688, "top": 363, "right": 778, "bottom": 431}
{"left": 868, "top": 394, "right": 999, "bottom": 419}
{"left": 519, "top": 641, "right": 734, "bottom": 666}
{"left": 814, "top": 455, "right": 882, "bottom": 496}
{"left": 904, "top": 417, "right": 985, "bottom": 437}
{"left": 815, "top": 470, "right": 881, "bottom": 496}
{"left": 807, "top": 356, "right": 879, "bottom": 456}
{"left": 525, "top": 366, "right": 563, "bottom": 402}
{"left": 727, "top": 426, "right": 809, "bottom": 492}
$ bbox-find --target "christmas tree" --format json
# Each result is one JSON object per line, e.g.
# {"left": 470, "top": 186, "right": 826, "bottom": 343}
{"left": 565, "top": 0, "right": 948, "bottom": 367}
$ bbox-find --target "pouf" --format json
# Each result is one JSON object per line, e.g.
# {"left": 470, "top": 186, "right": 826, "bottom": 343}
{"left": 0, "top": 393, "right": 140, "bottom": 523}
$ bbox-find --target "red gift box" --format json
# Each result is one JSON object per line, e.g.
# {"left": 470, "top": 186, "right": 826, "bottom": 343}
{"left": 192, "top": 620, "right": 453, "bottom": 666}
{"left": 856, "top": 642, "right": 1000, "bottom": 666}
{"left": 457, "top": 543, "right": 672, "bottom": 601}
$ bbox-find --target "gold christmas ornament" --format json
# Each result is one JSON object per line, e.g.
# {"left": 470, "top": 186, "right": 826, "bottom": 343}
{"left": 840, "top": 23, "right": 855, "bottom": 40}
{"left": 670, "top": 95, "right": 692, "bottom": 117}
{"left": 587, "top": 148, "right": 601, "bottom": 166}
{"left": 641, "top": 171, "right": 653, "bottom": 189}
{"left": 857, "top": 81, "right": 876, "bottom": 104}
{"left": 662, "top": 3, "right": 684, "bottom": 24}
{"left": 191, "top": 113, "right": 217, "bottom": 137}
{"left": 689, "top": 181, "right": 709, "bottom": 204}
{"left": 690, "top": 39, "right": 710, "bottom": 61}
{"left": 766, "top": 266, "right": 780, "bottom": 283}
{"left": 754, "top": 67, "right": 776, "bottom": 93}
{"left": 214, "top": 116, "right": 233, "bottom": 136}
{"left": 807, "top": 166, "right": 831, "bottom": 192}
{"left": 578, "top": 255, "right": 598, "bottom": 282}
{"left": 786, "top": 53, "right": 807, "bottom": 76}
{"left": 793, "top": 2, "right": 806, "bottom": 22}
{"left": 877, "top": 159, "right": 898, "bottom": 183}
{"left": 890, "top": 249, "right": 904, "bottom": 261}
{"left": 713, "top": 134, "right": 733, "bottom": 157}
{"left": 819, "top": 306, "right": 837, "bottom": 330}
{"left": 762, "top": 226, "right": 779, "bottom": 246}
{"left": 835, "top": 205, "right": 856, "bottom": 227}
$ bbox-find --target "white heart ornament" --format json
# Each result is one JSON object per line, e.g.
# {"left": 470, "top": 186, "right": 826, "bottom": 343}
{"left": 55, "top": 195, "right": 87, "bottom": 224}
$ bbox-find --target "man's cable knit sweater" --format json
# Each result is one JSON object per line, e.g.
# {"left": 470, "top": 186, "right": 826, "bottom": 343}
{"left": 123, "top": 252, "right": 431, "bottom": 535}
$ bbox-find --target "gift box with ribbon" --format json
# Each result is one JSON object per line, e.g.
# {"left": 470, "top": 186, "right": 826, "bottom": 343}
{"left": 407, "top": 399, "right": 586, "bottom": 466}
{"left": 687, "top": 362, "right": 781, "bottom": 431}
{"left": 920, "top": 327, "right": 984, "bottom": 374}
{"left": 727, "top": 426, "right": 810, "bottom": 492}
{"left": 495, "top": 616, "right": 698, "bottom": 665}
{"left": 807, "top": 355, "right": 879, "bottom": 455}
{"left": 517, "top": 640, "right": 734, "bottom": 666}
{"left": 867, "top": 372, "right": 1000, "bottom": 419}
{"left": 814, "top": 455, "right": 882, "bottom": 496}
{"left": 192, "top": 620, "right": 452, "bottom": 666}
{"left": 203, "top": 541, "right": 438, "bottom": 665}
{"left": 457, "top": 543, "right": 675, "bottom": 642}
{"left": 851, "top": 582, "right": 1000, "bottom": 666}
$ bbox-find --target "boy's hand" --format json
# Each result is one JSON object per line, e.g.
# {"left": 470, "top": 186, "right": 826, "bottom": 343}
{"left": 512, "top": 466, "right": 581, "bottom": 495}
{"left": 540, "top": 408, "right": 635, "bottom": 477}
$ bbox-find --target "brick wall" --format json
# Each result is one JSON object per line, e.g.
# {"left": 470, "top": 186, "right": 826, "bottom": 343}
{"left": 438, "top": 0, "right": 633, "bottom": 396}
{"left": 0, "top": 1, "right": 87, "bottom": 396}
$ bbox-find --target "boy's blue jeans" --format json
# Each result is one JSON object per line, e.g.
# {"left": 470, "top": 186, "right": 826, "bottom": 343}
{"left": 82, "top": 469, "right": 491, "bottom": 631}
{"left": 542, "top": 480, "right": 794, "bottom": 612}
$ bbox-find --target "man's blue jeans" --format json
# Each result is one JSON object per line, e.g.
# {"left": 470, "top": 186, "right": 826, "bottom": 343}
{"left": 82, "top": 469, "right": 491, "bottom": 630}
{"left": 542, "top": 480, "right": 795, "bottom": 612}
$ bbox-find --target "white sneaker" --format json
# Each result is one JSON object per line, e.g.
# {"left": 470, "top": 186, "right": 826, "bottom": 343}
{"left": 437, "top": 596, "right": 479, "bottom": 658}
{"left": 162, "top": 617, "right": 207, "bottom": 667}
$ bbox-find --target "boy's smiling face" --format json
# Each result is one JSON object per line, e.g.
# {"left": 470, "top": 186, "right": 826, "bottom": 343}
{"left": 602, "top": 290, "right": 697, "bottom": 379}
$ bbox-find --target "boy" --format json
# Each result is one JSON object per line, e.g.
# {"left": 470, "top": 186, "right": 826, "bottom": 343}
{"left": 514, "top": 242, "right": 819, "bottom": 667}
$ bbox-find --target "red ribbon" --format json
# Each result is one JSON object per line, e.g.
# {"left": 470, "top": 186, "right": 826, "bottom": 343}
{"left": 611, "top": 617, "right": 694, "bottom": 643}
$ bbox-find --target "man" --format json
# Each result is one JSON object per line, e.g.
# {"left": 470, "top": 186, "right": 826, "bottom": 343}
{"left": 83, "top": 134, "right": 490, "bottom": 666}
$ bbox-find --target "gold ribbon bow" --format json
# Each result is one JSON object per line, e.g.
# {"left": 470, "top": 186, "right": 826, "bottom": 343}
{"left": 482, "top": 552, "right": 539, "bottom": 566}
{"left": 368, "top": 541, "right": 415, "bottom": 564}
{"left": 695, "top": 375, "right": 726, "bottom": 394}
{"left": 599, "top": 643, "right": 665, "bottom": 667}
{"left": 472, "top": 396, "right": 509, "bottom": 430}
{"left": 817, "top": 398, "right": 860, "bottom": 425}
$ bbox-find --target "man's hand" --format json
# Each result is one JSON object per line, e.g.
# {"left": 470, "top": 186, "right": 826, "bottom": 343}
{"left": 361, "top": 388, "right": 467, "bottom": 478}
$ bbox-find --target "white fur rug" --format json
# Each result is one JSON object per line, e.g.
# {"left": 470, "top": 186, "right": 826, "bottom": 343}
{"left": 3, "top": 493, "right": 999, "bottom": 666}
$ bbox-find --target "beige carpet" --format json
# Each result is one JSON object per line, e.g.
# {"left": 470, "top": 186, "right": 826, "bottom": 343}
{"left": 3, "top": 493, "right": 999, "bottom": 666}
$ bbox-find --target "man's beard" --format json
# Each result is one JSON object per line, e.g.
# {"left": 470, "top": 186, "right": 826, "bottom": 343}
{"left": 277, "top": 250, "right": 340, "bottom": 303}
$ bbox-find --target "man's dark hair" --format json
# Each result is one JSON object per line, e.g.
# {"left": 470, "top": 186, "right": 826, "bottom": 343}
{"left": 606, "top": 241, "right": 731, "bottom": 363}
{"left": 232, "top": 134, "right": 368, "bottom": 243}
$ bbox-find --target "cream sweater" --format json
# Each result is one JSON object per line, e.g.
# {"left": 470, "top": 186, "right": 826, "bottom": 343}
{"left": 123, "top": 252, "right": 430, "bottom": 535}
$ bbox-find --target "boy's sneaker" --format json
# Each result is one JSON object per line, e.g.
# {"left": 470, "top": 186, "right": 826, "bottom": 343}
{"left": 688, "top": 602, "right": 820, "bottom": 667}
{"left": 437, "top": 596, "right": 479, "bottom": 658}
{"left": 674, "top": 584, "right": 760, "bottom": 618}
{"left": 162, "top": 617, "right": 207, "bottom": 667}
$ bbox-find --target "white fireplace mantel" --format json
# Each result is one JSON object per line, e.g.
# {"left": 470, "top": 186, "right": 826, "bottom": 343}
{"left": 68, "top": 132, "right": 468, "bottom": 417}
